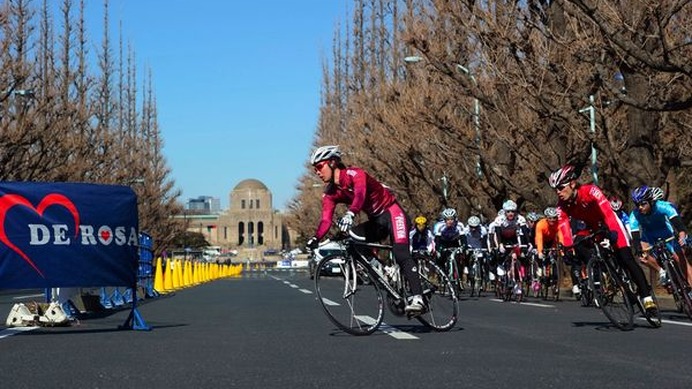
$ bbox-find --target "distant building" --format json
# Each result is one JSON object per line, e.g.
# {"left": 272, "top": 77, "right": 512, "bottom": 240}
{"left": 187, "top": 196, "right": 221, "bottom": 214}
{"left": 178, "top": 179, "right": 295, "bottom": 256}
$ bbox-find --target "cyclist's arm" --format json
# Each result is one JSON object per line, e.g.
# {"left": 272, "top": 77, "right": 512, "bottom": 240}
{"left": 426, "top": 230, "right": 436, "bottom": 253}
{"left": 630, "top": 229, "right": 644, "bottom": 255}
{"left": 315, "top": 196, "right": 337, "bottom": 240}
{"left": 347, "top": 168, "right": 368, "bottom": 215}
{"left": 557, "top": 207, "right": 574, "bottom": 247}
{"left": 594, "top": 187, "right": 628, "bottom": 247}
{"left": 534, "top": 221, "right": 545, "bottom": 253}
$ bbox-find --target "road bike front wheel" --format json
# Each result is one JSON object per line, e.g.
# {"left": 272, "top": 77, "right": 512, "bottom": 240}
{"left": 587, "top": 257, "right": 634, "bottom": 330}
{"left": 416, "top": 260, "right": 458, "bottom": 331}
{"left": 314, "top": 254, "right": 384, "bottom": 336}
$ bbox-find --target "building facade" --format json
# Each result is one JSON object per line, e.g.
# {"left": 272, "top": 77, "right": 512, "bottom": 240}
{"left": 183, "top": 179, "right": 294, "bottom": 253}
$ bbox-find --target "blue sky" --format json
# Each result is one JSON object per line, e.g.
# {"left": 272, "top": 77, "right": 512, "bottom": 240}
{"left": 82, "top": 1, "right": 348, "bottom": 211}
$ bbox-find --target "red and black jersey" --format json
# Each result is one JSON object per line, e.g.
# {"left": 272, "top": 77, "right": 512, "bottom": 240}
{"left": 556, "top": 184, "right": 630, "bottom": 249}
{"left": 315, "top": 167, "right": 397, "bottom": 240}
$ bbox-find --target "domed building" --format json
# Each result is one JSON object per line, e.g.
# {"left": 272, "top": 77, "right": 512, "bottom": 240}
{"left": 186, "top": 179, "right": 293, "bottom": 256}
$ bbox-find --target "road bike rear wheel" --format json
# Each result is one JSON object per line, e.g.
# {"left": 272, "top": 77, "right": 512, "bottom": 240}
{"left": 415, "top": 261, "right": 458, "bottom": 331}
{"left": 314, "top": 254, "right": 384, "bottom": 336}
{"left": 587, "top": 257, "right": 634, "bottom": 330}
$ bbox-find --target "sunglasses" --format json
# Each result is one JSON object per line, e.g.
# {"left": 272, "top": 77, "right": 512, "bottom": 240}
{"left": 555, "top": 183, "right": 570, "bottom": 191}
{"left": 636, "top": 201, "right": 650, "bottom": 208}
{"left": 313, "top": 161, "right": 329, "bottom": 172}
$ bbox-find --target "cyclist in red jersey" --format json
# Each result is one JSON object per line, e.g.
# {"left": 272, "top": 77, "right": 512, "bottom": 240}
{"left": 305, "top": 145, "right": 425, "bottom": 313}
{"left": 549, "top": 164, "right": 658, "bottom": 315}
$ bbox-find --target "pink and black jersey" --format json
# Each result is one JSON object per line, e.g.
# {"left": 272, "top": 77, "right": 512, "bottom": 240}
{"left": 556, "top": 184, "right": 630, "bottom": 249}
{"left": 315, "top": 167, "right": 397, "bottom": 240}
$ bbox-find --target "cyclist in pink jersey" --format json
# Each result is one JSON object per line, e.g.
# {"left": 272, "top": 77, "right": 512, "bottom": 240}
{"left": 549, "top": 164, "right": 658, "bottom": 315}
{"left": 305, "top": 145, "right": 425, "bottom": 314}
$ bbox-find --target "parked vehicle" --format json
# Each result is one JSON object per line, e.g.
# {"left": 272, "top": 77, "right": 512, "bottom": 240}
{"left": 308, "top": 241, "right": 347, "bottom": 279}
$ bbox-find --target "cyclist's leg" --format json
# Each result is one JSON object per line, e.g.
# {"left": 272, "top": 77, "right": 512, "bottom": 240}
{"left": 381, "top": 204, "right": 423, "bottom": 301}
{"left": 614, "top": 247, "right": 652, "bottom": 298}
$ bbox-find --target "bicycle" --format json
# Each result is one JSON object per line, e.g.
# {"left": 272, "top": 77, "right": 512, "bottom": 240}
{"left": 582, "top": 229, "right": 662, "bottom": 330}
{"left": 527, "top": 252, "right": 542, "bottom": 298}
{"left": 647, "top": 237, "right": 692, "bottom": 320}
{"left": 313, "top": 233, "right": 459, "bottom": 336}
{"left": 438, "top": 247, "right": 465, "bottom": 295}
{"left": 497, "top": 244, "right": 526, "bottom": 302}
{"left": 466, "top": 247, "right": 489, "bottom": 297}
{"left": 539, "top": 248, "right": 560, "bottom": 301}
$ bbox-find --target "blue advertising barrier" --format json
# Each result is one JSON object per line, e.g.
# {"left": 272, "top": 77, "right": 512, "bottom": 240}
{"left": 138, "top": 232, "right": 157, "bottom": 298}
{"left": 0, "top": 182, "right": 149, "bottom": 330}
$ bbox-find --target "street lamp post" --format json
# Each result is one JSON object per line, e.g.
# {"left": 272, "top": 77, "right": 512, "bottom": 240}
{"left": 578, "top": 95, "right": 598, "bottom": 185}
{"left": 404, "top": 56, "right": 483, "bottom": 178}
{"left": 455, "top": 64, "right": 482, "bottom": 178}
{"left": 440, "top": 172, "right": 449, "bottom": 205}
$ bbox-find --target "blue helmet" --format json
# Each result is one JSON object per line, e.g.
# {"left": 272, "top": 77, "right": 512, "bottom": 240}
{"left": 631, "top": 185, "right": 653, "bottom": 204}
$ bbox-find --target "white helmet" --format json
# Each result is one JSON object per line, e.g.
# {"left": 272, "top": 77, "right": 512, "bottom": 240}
{"left": 650, "top": 186, "right": 664, "bottom": 201}
{"left": 467, "top": 215, "right": 481, "bottom": 227}
{"left": 502, "top": 200, "right": 517, "bottom": 212}
{"left": 310, "top": 145, "right": 341, "bottom": 165}
{"left": 544, "top": 207, "right": 558, "bottom": 218}
{"left": 526, "top": 212, "right": 540, "bottom": 222}
{"left": 441, "top": 208, "right": 457, "bottom": 220}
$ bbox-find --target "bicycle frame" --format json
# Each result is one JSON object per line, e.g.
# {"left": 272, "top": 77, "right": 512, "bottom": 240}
{"left": 343, "top": 239, "right": 405, "bottom": 302}
{"left": 314, "top": 233, "right": 459, "bottom": 335}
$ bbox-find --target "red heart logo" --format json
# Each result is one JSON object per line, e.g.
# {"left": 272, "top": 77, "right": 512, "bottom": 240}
{"left": 0, "top": 193, "right": 80, "bottom": 278}
{"left": 100, "top": 229, "right": 111, "bottom": 241}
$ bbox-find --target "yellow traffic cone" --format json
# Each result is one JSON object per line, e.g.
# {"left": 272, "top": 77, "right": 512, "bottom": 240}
{"left": 182, "top": 260, "right": 190, "bottom": 287}
{"left": 163, "top": 257, "right": 173, "bottom": 292}
{"left": 153, "top": 257, "right": 166, "bottom": 294}
{"left": 176, "top": 259, "right": 184, "bottom": 288}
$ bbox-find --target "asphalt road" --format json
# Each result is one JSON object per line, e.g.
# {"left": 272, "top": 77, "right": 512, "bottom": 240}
{"left": 1, "top": 269, "right": 691, "bottom": 389}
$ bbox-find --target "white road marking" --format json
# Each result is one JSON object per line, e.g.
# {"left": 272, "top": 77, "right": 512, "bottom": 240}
{"left": 489, "top": 298, "right": 555, "bottom": 308}
{"left": 299, "top": 289, "right": 313, "bottom": 294}
{"left": 355, "top": 315, "right": 418, "bottom": 339}
{"left": 637, "top": 317, "right": 692, "bottom": 327}
{"left": 0, "top": 327, "right": 38, "bottom": 339}
{"left": 12, "top": 294, "right": 44, "bottom": 300}
{"left": 320, "top": 297, "right": 340, "bottom": 306}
